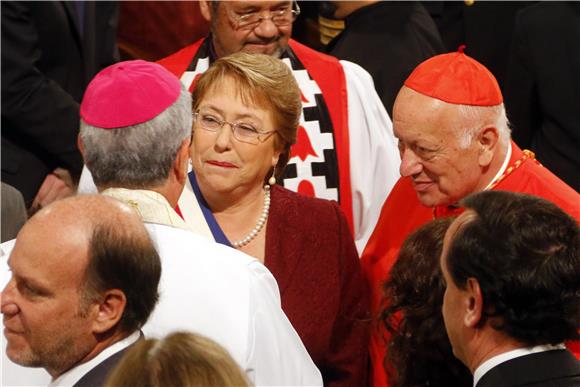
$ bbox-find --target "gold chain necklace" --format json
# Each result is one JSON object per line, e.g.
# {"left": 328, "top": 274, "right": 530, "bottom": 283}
{"left": 488, "top": 149, "right": 535, "bottom": 190}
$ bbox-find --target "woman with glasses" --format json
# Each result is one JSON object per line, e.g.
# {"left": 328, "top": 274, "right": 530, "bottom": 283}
{"left": 188, "top": 52, "right": 369, "bottom": 386}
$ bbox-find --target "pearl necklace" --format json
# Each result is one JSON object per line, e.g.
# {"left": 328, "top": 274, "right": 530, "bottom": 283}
{"left": 232, "top": 185, "right": 271, "bottom": 248}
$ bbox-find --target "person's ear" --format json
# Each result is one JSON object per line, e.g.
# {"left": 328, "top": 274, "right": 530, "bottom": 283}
{"left": 271, "top": 148, "right": 281, "bottom": 168}
{"left": 477, "top": 126, "right": 499, "bottom": 168}
{"left": 463, "top": 277, "right": 483, "bottom": 328}
{"left": 77, "top": 134, "right": 85, "bottom": 159}
{"left": 175, "top": 137, "right": 192, "bottom": 185}
{"left": 91, "top": 289, "right": 126, "bottom": 334}
{"left": 199, "top": 1, "right": 213, "bottom": 22}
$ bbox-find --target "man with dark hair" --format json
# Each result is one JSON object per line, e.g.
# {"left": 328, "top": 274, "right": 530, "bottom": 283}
{"left": 1, "top": 195, "right": 161, "bottom": 386}
{"left": 441, "top": 190, "right": 580, "bottom": 387}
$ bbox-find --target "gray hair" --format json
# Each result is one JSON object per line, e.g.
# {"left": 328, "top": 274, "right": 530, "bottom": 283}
{"left": 80, "top": 85, "right": 192, "bottom": 189}
{"left": 455, "top": 103, "right": 511, "bottom": 149}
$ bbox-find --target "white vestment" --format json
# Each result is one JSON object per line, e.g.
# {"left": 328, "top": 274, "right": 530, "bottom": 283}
{"left": 143, "top": 222, "right": 321, "bottom": 386}
{"left": 112, "top": 189, "right": 322, "bottom": 386}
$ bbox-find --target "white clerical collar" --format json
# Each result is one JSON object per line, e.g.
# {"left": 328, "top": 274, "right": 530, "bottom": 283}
{"left": 49, "top": 330, "right": 140, "bottom": 387}
{"left": 483, "top": 141, "right": 512, "bottom": 191}
{"left": 102, "top": 188, "right": 190, "bottom": 232}
{"left": 473, "top": 343, "right": 566, "bottom": 386}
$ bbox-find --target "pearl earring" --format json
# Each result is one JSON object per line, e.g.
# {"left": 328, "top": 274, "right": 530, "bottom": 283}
{"left": 268, "top": 167, "right": 276, "bottom": 186}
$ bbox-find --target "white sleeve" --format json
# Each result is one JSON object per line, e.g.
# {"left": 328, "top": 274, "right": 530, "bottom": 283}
{"left": 77, "top": 164, "right": 98, "bottom": 194}
{"left": 245, "top": 262, "right": 323, "bottom": 387}
{"left": 340, "top": 60, "right": 401, "bottom": 254}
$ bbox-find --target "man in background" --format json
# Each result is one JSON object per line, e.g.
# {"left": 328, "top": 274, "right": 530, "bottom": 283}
{"left": 505, "top": 2, "right": 580, "bottom": 192}
{"left": 324, "top": 1, "right": 444, "bottom": 117}
{"left": 1, "top": 1, "right": 118, "bottom": 212}
{"left": 441, "top": 191, "right": 580, "bottom": 386}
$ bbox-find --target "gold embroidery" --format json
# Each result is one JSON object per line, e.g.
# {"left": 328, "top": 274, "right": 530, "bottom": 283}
{"left": 102, "top": 188, "right": 189, "bottom": 231}
{"left": 488, "top": 149, "right": 535, "bottom": 190}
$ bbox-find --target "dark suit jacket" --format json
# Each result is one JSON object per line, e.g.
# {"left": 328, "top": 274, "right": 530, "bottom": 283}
{"left": 265, "top": 185, "right": 370, "bottom": 387}
{"left": 325, "top": 1, "right": 444, "bottom": 117}
{"left": 477, "top": 349, "right": 580, "bottom": 387}
{"left": 1, "top": 1, "right": 118, "bottom": 205}
{"left": 73, "top": 342, "right": 135, "bottom": 387}
{"left": 505, "top": 2, "right": 580, "bottom": 192}
{"left": 423, "top": 1, "right": 533, "bottom": 90}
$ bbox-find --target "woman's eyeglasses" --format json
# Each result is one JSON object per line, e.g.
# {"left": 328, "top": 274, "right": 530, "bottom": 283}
{"left": 193, "top": 111, "right": 276, "bottom": 145}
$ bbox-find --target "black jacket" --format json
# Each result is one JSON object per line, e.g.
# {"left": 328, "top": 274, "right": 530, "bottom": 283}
{"left": 505, "top": 2, "right": 580, "bottom": 192}
{"left": 1, "top": 1, "right": 118, "bottom": 205}
{"left": 325, "top": 2, "right": 444, "bottom": 117}
{"left": 477, "top": 349, "right": 580, "bottom": 387}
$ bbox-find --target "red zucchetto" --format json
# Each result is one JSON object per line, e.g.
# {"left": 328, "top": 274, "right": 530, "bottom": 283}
{"left": 80, "top": 60, "right": 181, "bottom": 128}
{"left": 404, "top": 46, "right": 503, "bottom": 106}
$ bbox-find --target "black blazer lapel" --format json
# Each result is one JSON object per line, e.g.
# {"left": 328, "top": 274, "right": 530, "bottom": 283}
{"left": 73, "top": 340, "right": 140, "bottom": 387}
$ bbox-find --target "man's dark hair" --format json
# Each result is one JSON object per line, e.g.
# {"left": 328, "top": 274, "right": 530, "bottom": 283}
{"left": 82, "top": 223, "right": 162, "bottom": 334}
{"left": 381, "top": 217, "right": 472, "bottom": 387}
{"left": 446, "top": 190, "right": 580, "bottom": 346}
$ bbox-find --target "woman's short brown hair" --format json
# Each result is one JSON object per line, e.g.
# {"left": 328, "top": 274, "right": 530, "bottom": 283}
{"left": 105, "top": 332, "right": 250, "bottom": 387}
{"left": 192, "top": 52, "right": 302, "bottom": 180}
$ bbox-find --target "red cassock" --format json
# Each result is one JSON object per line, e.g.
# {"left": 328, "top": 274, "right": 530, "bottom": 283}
{"left": 362, "top": 142, "right": 580, "bottom": 387}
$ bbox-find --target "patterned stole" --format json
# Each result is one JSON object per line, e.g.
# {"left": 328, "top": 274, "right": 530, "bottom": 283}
{"left": 178, "top": 38, "right": 341, "bottom": 203}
